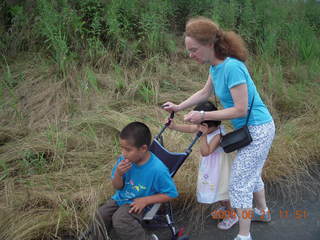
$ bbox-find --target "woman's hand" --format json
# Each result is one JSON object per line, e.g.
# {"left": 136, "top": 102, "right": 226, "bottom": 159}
{"left": 184, "top": 111, "right": 202, "bottom": 124}
{"left": 162, "top": 102, "right": 180, "bottom": 112}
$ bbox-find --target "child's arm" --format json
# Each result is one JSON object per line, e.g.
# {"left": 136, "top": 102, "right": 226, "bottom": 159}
{"left": 112, "top": 159, "right": 132, "bottom": 190}
{"left": 199, "top": 124, "right": 221, "bottom": 157}
{"left": 168, "top": 119, "right": 198, "bottom": 133}
{"left": 129, "top": 166, "right": 178, "bottom": 214}
{"left": 129, "top": 194, "right": 173, "bottom": 214}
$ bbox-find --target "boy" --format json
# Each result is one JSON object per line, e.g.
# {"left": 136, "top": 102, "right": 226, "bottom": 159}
{"left": 90, "top": 122, "right": 178, "bottom": 240}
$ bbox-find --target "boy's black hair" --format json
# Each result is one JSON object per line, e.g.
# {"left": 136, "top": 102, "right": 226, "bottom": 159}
{"left": 193, "top": 101, "right": 221, "bottom": 127}
{"left": 120, "top": 122, "right": 152, "bottom": 148}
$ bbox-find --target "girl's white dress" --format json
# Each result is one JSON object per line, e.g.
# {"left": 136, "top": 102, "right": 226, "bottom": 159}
{"left": 196, "top": 126, "right": 233, "bottom": 204}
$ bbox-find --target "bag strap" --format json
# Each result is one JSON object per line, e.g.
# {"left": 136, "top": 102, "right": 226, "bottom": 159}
{"left": 212, "top": 83, "right": 255, "bottom": 136}
{"left": 245, "top": 94, "right": 255, "bottom": 125}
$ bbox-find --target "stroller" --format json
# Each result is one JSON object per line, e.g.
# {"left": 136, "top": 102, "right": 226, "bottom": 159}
{"left": 79, "top": 112, "right": 202, "bottom": 240}
{"left": 142, "top": 112, "right": 202, "bottom": 240}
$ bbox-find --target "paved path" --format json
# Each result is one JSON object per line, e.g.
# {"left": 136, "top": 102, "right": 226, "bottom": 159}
{"left": 188, "top": 194, "right": 319, "bottom": 239}
{"left": 183, "top": 185, "right": 320, "bottom": 240}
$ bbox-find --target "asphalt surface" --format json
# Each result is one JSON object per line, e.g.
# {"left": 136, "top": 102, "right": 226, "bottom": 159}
{"left": 188, "top": 191, "right": 320, "bottom": 240}
{"left": 151, "top": 182, "right": 320, "bottom": 240}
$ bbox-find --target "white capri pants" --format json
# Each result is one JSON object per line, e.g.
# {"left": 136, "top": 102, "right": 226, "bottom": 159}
{"left": 229, "top": 121, "right": 275, "bottom": 209}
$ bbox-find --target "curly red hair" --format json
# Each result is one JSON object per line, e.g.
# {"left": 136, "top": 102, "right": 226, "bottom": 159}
{"left": 185, "top": 17, "right": 248, "bottom": 62}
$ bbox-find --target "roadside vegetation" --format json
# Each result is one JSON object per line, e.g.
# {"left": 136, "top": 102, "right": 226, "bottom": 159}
{"left": 0, "top": 0, "right": 320, "bottom": 239}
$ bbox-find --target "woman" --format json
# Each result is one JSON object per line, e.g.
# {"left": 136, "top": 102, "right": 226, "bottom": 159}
{"left": 163, "top": 17, "right": 275, "bottom": 240}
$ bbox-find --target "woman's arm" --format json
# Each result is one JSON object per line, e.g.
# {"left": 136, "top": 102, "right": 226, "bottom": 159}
{"left": 163, "top": 75, "right": 213, "bottom": 112}
{"left": 206, "top": 84, "right": 248, "bottom": 120}
{"left": 184, "top": 84, "right": 248, "bottom": 123}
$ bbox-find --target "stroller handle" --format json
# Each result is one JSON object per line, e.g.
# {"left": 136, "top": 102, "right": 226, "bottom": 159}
{"left": 196, "top": 131, "right": 202, "bottom": 138}
{"left": 165, "top": 111, "right": 175, "bottom": 127}
{"left": 185, "top": 131, "right": 202, "bottom": 153}
{"left": 155, "top": 112, "right": 175, "bottom": 140}
{"left": 155, "top": 112, "right": 203, "bottom": 152}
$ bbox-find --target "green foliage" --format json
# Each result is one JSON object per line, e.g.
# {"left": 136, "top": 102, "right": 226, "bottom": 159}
{"left": 0, "top": 159, "right": 9, "bottom": 181}
{"left": 36, "top": 0, "right": 74, "bottom": 76}
{"left": 170, "top": 0, "right": 215, "bottom": 32}
{"left": 20, "top": 150, "right": 49, "bottom": 176}
{"left": 112, "top": 63, "right": 126, "bottom": 94}
{"left": 45, "top": 125, "right": 66, "bottom": 154}
{"left": 0, "top": 3, "right": 31, "bottom": 55}
{"left": 284, "top": 21, "right": 320, "bottom": 62}
{"left": 0, "top": 60, "right": 20, "bottom": 114}
{"left": 1, "top": 0, "right": 319, "bottom": 67}
{"left": 105, "top": 0, "right": 176, "bottom": 62}
{"left": 76, "top": 0, "right": 108, "bottom": 64}
{"left": 139, "top": 0, "right": 176, "bottom": 56}
{"left": 304, "top": 0, "right": 320, "bottom": 30}
{"left": 211, "top": 0, "right": 239, "bottom": 29}
{"left": 138, "top": 82, "right": 155, "bottom": 104}
{"left": 85, "top": 67, "right": 100, "bottom": 92}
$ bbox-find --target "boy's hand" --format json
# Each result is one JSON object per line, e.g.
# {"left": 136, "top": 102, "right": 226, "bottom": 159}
{"left": 129, "top": 198, "right": 148, "bottom": 214}
{"left": 198, "top": 123, "right": 209, "bottom": 135}
{"left": 116, "top": 159, "right": 132, "bottom": 176}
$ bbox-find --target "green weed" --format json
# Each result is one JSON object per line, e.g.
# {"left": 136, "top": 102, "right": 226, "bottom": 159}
{"left": 0, "top": 160, "right": 9, "bottom": 181}
{"left": 138, "top": 82, "right": 155, "bottom": 104}
{"left": 20, "top": 150, "right": 48, "bottom": 176}
{"left": 85, "top": 67, "right": 99, "bottom": 92}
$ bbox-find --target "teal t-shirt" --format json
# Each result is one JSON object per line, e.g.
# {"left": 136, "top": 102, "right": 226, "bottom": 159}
{"left": 210, "top": 57, "right": 272, "bottom": 129}
{"left": 111, "top": 152, "right": 178, "bottom": 206}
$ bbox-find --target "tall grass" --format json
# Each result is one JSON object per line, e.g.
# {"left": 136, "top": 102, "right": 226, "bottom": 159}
{"left": 36, "top": 0, "right": 73, "bottom": 76}
{"left": 2, "top": 0, "right": 318, "bottom": 67}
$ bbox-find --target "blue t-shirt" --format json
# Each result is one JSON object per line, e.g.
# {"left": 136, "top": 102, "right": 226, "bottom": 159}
{"left": 111, "top": 152, "right": 178, "bottom": 206}
{"left": 210, "top": 57, "right": 273, "bottom": 129}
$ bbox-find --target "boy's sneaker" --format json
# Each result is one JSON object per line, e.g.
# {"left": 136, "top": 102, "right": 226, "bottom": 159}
{"left": 150, "top": 233, "right": 159, "bottom": 240}
{"left": 252, "top": 207, "right": 271, "bottom": 222}
{"left": 217, "top": 214, "right": 239, "bottom": 230}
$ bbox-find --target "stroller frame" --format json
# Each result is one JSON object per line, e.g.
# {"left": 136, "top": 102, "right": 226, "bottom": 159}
{"left": 142, "top": 112, "right": 202, "bottom": 240}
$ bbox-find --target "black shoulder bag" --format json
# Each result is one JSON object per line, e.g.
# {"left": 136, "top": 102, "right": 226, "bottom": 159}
{"left": 210, "top": 78, "right": 255, "bottom": 153}
{"left": 219, "top": 96, "right": 254, "bottom": 153}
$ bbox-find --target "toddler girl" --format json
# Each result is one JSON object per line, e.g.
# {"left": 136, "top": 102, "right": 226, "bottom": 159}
{"left": 168, "top": 101, "right": 238, "bottom": 230}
